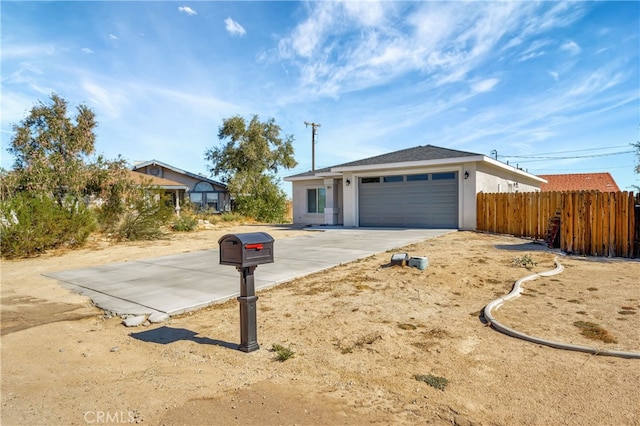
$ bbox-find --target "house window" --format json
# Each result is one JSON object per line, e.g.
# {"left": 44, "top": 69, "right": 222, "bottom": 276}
{"left": 407, "top": 174, "right": 428, "bottom": 181}
{"left": 191, "top": 182, "right": 218, "bottom": 211}
{"left": 383, "top": 175, "right": 403, "bottom": 183}
{"left": 432, "top": 172, "right": 456, "bottom": 180}
{"left": 307, "top": 188, "right": 326, "bottom": 214}
{"left": 361, "top": 177, "right": 380, "bottom": 184}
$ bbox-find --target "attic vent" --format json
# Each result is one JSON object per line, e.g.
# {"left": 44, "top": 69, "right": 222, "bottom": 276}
{"left": 149, "top": 167, "right": 160, "bottom": 176}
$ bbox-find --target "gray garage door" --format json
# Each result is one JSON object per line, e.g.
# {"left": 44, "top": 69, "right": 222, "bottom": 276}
{"left": 358, "top": 172, "right": 458, "bottom": 228}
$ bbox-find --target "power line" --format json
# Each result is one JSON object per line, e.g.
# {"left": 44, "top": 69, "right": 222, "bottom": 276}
{"left": 530, "top": 163, "right": 636, "bottom": 172}
{"left": 505, "top": 150, "right": 634, "bottom": 163}
{"left": 499, "top": 144, "right": 632, "bottom": 158}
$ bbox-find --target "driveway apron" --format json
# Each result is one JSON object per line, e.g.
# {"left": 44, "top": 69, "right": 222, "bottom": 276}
{"left": 45, "top": 228, "right": 454, "bottom": 315}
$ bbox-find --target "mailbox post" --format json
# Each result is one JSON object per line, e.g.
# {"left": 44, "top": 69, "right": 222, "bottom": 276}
{"left": 218, "top": 232, "right": 274, "bottom": 353}
{"left": 237, "top": 265, "right": 258, "bottom": 352}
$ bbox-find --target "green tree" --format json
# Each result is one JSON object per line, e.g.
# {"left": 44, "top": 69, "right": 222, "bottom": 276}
{"left": 8, "top": 93, "right": 99, "bottom": 204}
{"left": 205, "top": 115, "right": 297, "bottom": 222}
{"left": 1, "top": 94, "right": 172, "bottom": 256}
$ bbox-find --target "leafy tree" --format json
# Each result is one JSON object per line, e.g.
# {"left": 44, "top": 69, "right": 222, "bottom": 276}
{"left": 205, "top": 115, "right": 297, "bottom": 222}
{"left": 8, "top": 93, "right": 99, "bottom": 204}
{"left": 1, "top": 93, "right": 173, "bottom": 256}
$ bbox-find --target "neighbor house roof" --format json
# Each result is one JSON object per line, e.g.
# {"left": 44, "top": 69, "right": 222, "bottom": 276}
{"left": 127, "top": 170, "right": 188, "bottom": 190}
{"left": 132, "top": 159, "right": 226, "bottom": 188}
{"left": 287, "top": 145, "right": 483, "bottom": 179}
{"left": 538, "top": 173, "right": 620, "bottom": 192}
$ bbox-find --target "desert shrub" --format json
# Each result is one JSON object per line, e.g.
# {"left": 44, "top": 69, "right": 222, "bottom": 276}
{"left": 0, "top": 193, "right": 96, "bottom": 258}
{"left": 233, "top": 186, "right": 288, "bottom": 223}
{"left": 98, "top": 186, "right": 173, "bottom": 241}
{"left": 511, "top": 253, "right": 537, "bottom": 269}
{"left": 271, "top": 343, "right": 295, "bottom": 361}
{"left": 415, "top": 374, "right": 449, "bottom": 391}
{"left": 220, "top": 212, "right": 245, "bottom": 222}
{"left": 172, "top": 215, "right": 198, "bottom": 232}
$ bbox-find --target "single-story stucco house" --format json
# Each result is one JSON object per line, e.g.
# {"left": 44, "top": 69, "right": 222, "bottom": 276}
{"left": 284, "top": 145, "right": 546, "bottom": 230}
{"left": 132, "top": 160, "right": 230, "bottom": 213}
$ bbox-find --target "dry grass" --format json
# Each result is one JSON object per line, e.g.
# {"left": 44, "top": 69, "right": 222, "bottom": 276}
{"left": 573, "top": 321, "right": 618, "bottom": 344}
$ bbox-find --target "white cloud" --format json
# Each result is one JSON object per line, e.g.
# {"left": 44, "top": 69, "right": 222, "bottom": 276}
{"left": 471, "top": 78, "right": 499, "bottom": 94}
{"left": 0, "top": 91, "right": 37, "bottom": 128}
{"left": 224, "top": 17, "right": 246, "bottom": 36}
{"left": 1, "top": 43, "right": 56, "bottom": 60}
{"left": 561, "top": 40, "right": 581, "bottom": 55}
{"left": 518, "top": 39, "right": 552, "bottom": 62}
{"left": 343, "top": 1, "right": 388, "bottom": 27}
{"left": 274, "top": 2, "right": 589, "bottom": 98}
{"left": 81, "top": 47, "right": 94, "bottom": 54}
{"left": 109, "top": 34, "right": 118, "bottom": 40}
{"left": 82, "top": 81, "right": 127, "bottom": 119}
{"left": 178, "top": 6, "right": 197, "bottom": 16}
{"left": 549, "top": 71, "right": 560, "bottom": 81}
{"left": 5, "top": 63, "right": 51, "bottom": 95}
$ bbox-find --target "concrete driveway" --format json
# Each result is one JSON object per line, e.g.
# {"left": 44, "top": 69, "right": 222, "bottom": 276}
{"left": 45, "top": 228, "right": 454, "bottom": 316}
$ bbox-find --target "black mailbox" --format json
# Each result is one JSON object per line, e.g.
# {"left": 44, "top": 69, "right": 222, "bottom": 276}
{"left": 218, "top": 232, "right": 274, "bottom": 268}
{"left": 218, "top": 232, "right": 274, "bottom": 353}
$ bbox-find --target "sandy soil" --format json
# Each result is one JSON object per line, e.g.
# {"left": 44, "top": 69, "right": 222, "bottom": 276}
{"left": 1, "top": 225, "right": 639, "bottom": 425}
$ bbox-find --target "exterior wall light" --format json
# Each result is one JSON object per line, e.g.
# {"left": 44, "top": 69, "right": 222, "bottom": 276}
{"left": 346, "top": 179, "right": 351, "bottom": 186}
{"left": 464, "top": 171, "right": 469, "bottom": 180}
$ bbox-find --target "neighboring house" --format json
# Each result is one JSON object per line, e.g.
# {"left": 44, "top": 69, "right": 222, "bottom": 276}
{"left": 132, "top": 160, "right": 230, "bottom": 213}
{"left": 126, "top": 170, "right": 189, "bottom": 214}
{"left": 538, "top": 173, "right": 620, "bottom": 192}
{"left": 284, "top": 145, "right": 546, "bottom": 230}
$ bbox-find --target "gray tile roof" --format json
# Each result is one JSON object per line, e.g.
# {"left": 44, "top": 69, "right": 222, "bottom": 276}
{"left": 287, "top": 145, "right": 482, "bottom": 178}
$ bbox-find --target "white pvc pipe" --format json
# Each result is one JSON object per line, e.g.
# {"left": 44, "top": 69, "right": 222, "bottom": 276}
{"left": 484, "top": 256, "right": 640, "bottom": 359}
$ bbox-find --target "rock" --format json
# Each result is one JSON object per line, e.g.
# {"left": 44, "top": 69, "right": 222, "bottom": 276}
{"left": 110, "top": 346, "right": 120, "bottom": 352}
{"left": 148, "top": 312, "right": 169, "bottom": 323}
{"left": 123, "top": 315, "right": 146, "bottom": 327}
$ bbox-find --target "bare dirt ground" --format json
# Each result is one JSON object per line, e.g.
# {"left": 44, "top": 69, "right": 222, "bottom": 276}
{"left": 1, "top": 225, "right": 639, "bottom": 425}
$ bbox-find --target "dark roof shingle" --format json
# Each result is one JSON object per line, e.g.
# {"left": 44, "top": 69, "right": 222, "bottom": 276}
{"left": 287, "top": 145, "right": 482, "bottom": 178}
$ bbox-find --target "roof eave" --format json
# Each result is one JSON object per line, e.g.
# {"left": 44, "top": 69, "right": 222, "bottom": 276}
{"left": 332, "top": 155, "right": 486, "bottom": 173}
{"left": 482, "top": 157, "right": 547, "bottom": 183}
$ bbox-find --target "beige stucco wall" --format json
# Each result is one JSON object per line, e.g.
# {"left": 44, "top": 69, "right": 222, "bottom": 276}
{"left": 291, "top": 178, "right": 344, "bottom": 225}
{"left": 474, "top": 162, "right": 541, "bottom": 194}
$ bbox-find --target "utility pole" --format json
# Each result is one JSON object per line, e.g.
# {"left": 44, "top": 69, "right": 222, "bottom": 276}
{"left": 304, "top": 121, "right": 321, "bottom": 171}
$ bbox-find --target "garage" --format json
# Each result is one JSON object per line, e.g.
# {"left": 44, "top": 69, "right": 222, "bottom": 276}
{"left": 358, "top": 172, "right": 458, "bottom": 228}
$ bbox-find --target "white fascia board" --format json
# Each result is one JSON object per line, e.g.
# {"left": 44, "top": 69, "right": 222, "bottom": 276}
{"left": 315, "top": 171, "right": 342, "bottom": 177}
{"left": 284, "top": 172, "right": 342, "bottom": 182}
{"left": 331, "top": 156, "right": 484, "bottom": 173}
{"left": 482, "top": 157, "right": 546, "bottom": 183}
{"left": 284, "top": 175, "right": 315, "bottom": 182}
{"left": 157, "top": 185, "right": 189, "bottom": 190}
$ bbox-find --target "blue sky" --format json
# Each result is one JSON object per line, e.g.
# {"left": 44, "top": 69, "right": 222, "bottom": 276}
{"left": 2, "top": 1, "right": 639, "bottom": 194}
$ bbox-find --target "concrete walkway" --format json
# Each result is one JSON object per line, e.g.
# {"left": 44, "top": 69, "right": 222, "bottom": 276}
{"left": 45, "top": 228, "right": 454, "bottom": 316}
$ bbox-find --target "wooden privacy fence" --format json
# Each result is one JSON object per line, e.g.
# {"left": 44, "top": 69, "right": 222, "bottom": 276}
{"left": 476, "top": 191, "right": 638, "bottom": 258}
